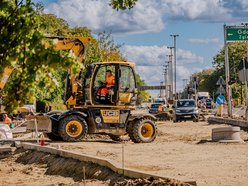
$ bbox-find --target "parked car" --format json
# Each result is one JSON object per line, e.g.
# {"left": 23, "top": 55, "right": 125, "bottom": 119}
{"left": 173, "top": 99, "right": 199, "bottom": 122}
{"left": 149, "top": 103, "right": 162, "bottom": 114}
{"left": 206, "top": 98, "right": 213, "bottom": 109}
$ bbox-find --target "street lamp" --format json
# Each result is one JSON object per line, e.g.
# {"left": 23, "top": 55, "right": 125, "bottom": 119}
{"left": 166, "top": 53, "right": 173, "bottom": 100}
{"left": 170, "top": 34, "right": 179, "bottom": 99}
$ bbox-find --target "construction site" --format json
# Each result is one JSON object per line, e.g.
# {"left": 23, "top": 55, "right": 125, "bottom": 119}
{"left": 1, "top": 118, "right": 248, "bottom": 186}
{"left": 2, "top": 0, "right": 248, "bottom": 186}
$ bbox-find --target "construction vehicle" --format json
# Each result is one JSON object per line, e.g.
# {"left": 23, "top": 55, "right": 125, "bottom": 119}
{"left": 1, "top": 36, "right": 157, "bottom": 143}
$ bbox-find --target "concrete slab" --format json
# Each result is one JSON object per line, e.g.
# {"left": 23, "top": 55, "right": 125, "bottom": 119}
{"left": 208, "top": 117, "right": 248, "bottom": 128}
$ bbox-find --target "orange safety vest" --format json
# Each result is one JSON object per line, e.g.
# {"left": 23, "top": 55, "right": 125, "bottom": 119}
{"left": 3, "top": 116, "right": 12, "bottom": 124}
{"left": 106, "top": 75, "right": 115, "bottom": 87}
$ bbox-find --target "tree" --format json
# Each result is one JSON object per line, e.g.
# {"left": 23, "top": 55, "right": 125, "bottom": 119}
{"left": 135, "top": 74, "right": 149, "bottom": 104}
{"left": 192, "top": 42, "right": 247, "bottom": 102}
{"left": 110, "top": 0, "right": 138, "bottom": 10}
{"left": 0, "top": 0, "right": 77, "bottom": 113}
{"left": 1, "top": 0, "right": 148, "bottom": 113}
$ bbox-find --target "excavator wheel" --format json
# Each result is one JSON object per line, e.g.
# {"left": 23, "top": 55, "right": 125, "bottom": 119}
{"left": 130, "top": 119, "right": 157, "bottom": 143}
{"left": 109, "top": 134, "right": 130, "bottom": 142}
{"left": 127, "top": 121, "right": 138, "bottom": 143}
{"left": 58, "top": 115, "right": 88, "bottom": 142}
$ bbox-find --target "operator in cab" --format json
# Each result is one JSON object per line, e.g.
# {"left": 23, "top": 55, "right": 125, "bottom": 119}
{"left": 97, "top": 70, "right": 115, "bottom": 101}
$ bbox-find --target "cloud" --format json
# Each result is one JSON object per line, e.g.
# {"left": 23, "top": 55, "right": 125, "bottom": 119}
{"left": 44, "top": 0, "right": 248, "bottom": 35}
{"left": 122, "top": 45, "right": 204, "bottom": 90}
{"left": 45, "top": 0, "right": 164, "bottom": 35}
{"left": 188, "top": 38, "right": 220, "bottom": 45}
{"left": 161, "top": 0, "right": 231, "bottom": 22}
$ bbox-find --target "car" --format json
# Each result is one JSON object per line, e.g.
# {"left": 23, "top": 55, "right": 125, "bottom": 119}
{"left": 149, "top": 103, "right": 162, "bottom": 114}
{"left": 206, "top": 98, "right": 213, "bottom": 109}
{"left": 173, "top": 99, "right": 199, "bottom": 122}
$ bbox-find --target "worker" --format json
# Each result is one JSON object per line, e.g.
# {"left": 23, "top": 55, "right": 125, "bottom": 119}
{"left": 3, "top": 114, "right": 12, "bottom": 125}
{"left": 98, "top": 70, "right": 115, "bottom": 101}
{"left": 158, "top": 105, "right": 163, "bottom": 112}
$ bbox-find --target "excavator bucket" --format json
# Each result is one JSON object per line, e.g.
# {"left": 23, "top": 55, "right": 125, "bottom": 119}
{"left": 25, "top": 115, "right": 52, "bottom": 133}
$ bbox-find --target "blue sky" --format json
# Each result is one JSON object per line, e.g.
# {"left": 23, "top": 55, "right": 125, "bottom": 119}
{"left": 35, "top": 0, "right": 248, "bottom": 96}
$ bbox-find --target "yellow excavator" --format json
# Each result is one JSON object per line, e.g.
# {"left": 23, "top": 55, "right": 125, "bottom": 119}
{"left": 1, "top": 36, "right": 157, "bottom": 143}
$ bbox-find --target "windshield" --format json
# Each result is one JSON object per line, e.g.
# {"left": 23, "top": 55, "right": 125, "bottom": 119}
{"left": 177, "top": 100, "right": 195, "bottom": 108}
{"left": 151, "top": 104, "right": 161, "bottom": 108}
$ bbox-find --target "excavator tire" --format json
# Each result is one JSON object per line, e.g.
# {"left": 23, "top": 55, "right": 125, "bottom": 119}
{"left": 127, "top": 121, "right": 139, "bottom": 143}
{"left": 58, "top": 115, "right": 88, "bottom": 142}
{"left": 130, "top": 119, "right": 157, "bottom": 143}
{"left": 109, "top": 134, "right": 130, "bottom": 142}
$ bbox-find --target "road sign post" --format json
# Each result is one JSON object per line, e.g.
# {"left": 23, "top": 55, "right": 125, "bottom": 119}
{"left": 224, "top": 25, "right": 232, "bottom": 117}
{"left": 216, "top": 95, "right": 225, "bottom": 117}
{"left": 216, "top": 76, "right": 226, "bottom": 95}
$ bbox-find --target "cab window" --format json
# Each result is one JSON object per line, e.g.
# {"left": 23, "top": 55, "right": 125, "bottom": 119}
{"left": 119, "top": 66, "right": 135, "bottom": 92}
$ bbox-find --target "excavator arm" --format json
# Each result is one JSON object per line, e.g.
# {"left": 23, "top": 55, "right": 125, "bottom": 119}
{"left": 45, "top": 36, "right": 91, "bottom": 107}
{"left": 0, "top": 36, "right": 91, "bottom": 108}
{"left": 0, "top": 67, "right": 13, "bottom": 90}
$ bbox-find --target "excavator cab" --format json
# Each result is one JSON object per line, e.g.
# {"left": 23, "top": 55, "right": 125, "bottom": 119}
{"left": 83, "top": 62, "right": 137, "bottom": 106}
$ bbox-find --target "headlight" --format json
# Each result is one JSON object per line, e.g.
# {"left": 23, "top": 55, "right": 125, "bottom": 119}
{"left": 176, "top": 109, "right": 181, "bottom": 112}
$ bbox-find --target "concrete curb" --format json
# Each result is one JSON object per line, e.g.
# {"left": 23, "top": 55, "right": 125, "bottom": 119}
{"left": 20, "top": 142, "right": 196, "bottom": 185}
{"left": 208, "top": 117, "right": 248, "bottom": 128}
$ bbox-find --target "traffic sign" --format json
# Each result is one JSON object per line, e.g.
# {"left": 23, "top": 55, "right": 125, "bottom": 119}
{"left": 216, "top": 76, "right": 226, "bottom": 85}
{"left": 216, "top": 85, "right": 225, "bottom": 95}
{"left": 226, "top": 27, "right": 248, "bottom": 41}
{"left": 216, "top": 95, "right": 225, "bottom": 105}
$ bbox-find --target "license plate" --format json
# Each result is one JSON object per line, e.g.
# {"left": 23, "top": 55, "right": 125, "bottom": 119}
{"left": 184, "top": 115, "right": 191, "bottom": 118}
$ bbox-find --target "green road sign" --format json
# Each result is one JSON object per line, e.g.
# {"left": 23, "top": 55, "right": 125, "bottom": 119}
{"left": 226, "top": 27, "right": 248, "bottom": 41}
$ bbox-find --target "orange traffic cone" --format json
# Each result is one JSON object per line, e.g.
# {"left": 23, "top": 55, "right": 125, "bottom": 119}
{"left": 40, "top": 133, "right": 45, "bottom": 146}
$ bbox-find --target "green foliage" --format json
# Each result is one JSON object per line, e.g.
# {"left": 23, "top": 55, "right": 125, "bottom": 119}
{"left": 110, "top": 0, "right": 138, "bottom": 10}
{"left": 135, "top": 74, "right": 149, "bottom": 104}
{"left": 40, "top": 13, "right": 69, "bottom": 35}
{"left": 0, "top": 0, "right": 77, "bottom": 113}
{"left": 1, "top": 0, "right": 147, "bottom": 112}
{"left": 192, "top": 42, "right": 247, "bottom": 103}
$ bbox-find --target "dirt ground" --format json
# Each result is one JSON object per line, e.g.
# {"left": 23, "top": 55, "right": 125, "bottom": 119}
{"left": 48, "top": 121, "right": 248, "bottom": 186}
{"left": 1, "top": 120, "right": 248, "bottom": 186}
{"left": 0, "top": 152, "right": 107, "bottom": 186}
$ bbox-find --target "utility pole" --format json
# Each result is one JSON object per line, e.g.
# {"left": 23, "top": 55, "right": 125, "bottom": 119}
{"left": 160, "top": 81, "right": 163, "bottom": 98}
{"left": 163, "top": 63, "right": 169, "bottom": 98}
{"left": 167, "top": 46, "right": 174, "bottom": 100}
{"left": 171, "top": 34, "right": 179, "bottom": 100}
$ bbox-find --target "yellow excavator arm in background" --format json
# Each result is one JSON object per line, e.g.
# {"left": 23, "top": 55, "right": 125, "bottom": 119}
{"left": 0, "top": 67, "right": 13, "bottom": 90}
{"left": 0, "top": 36, "right": 91, "bottom": 107}
{"left": 45, "top": 36, "right": 91, "bottom": 107}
